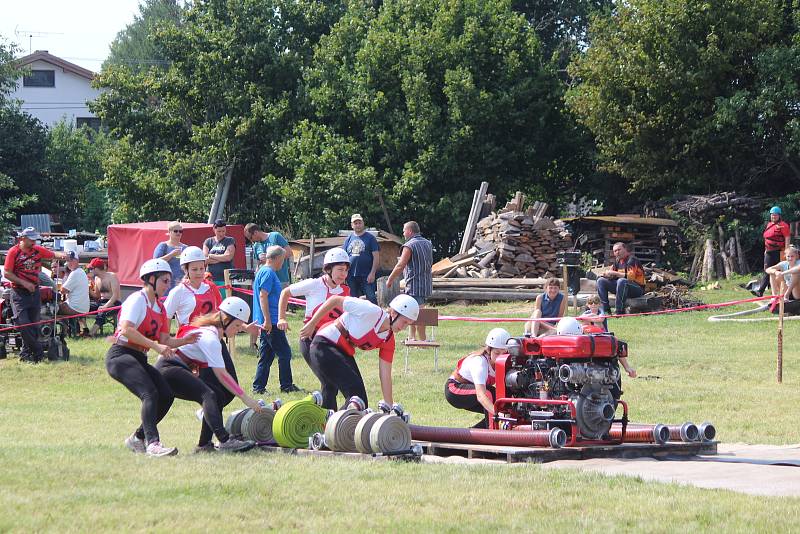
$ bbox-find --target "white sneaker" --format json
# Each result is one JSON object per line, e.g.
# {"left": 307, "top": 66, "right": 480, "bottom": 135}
{"left": 145, "top": 441, "right": 178, "bottom": 457}
{"left": 217, "top": 437, "right": 255, "bottom": 453}
{"left": 124, "top": 433, "right": 146, "bottom": 454}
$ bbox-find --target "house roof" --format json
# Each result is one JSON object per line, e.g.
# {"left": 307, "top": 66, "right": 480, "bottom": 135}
{"left": 15, "top": 50, "right": 95, "bottom": 80}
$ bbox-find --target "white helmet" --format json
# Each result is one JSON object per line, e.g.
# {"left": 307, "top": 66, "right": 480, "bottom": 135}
{"left": 389, "top": 294, "right": 419, "bottom": 321}
{"left": 219, "top": 296, "right": 250, "bottom": 322}
{"left": 485, "top": 328, "right": 511, "bottom": 349}
{"left": 323, "top": 247, "right": 351, "bottom": 266}
{"left": 180, "top": 246, "right": 206, "bottom": 266}
{"left": 556, "top": 316, "right": 582, "bottom": 335}
{"left": 139, "top": 259, "right": 172, "bottom": 280}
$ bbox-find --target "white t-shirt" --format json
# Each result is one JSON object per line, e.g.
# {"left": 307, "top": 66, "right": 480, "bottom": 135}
{"left": 62, "top": 268, "right": 90, "bottom": 313}
{"left": 458, "top": 354, "right": 493, "bottom": 386}
{"left": 289, "top": 277, "right": 347, "bottom": 318}
{"left": 776, "top": 260, "right": 800, "bottom": 286}
{"left": 117, "top": 291, "right": 164, "bottom": 344}
{"left": 317, "top": 296, "right": 389, "bottom": 345}
{"left": 178, "top": 326, "right": 225, "bottom": 368}
{"left": 164, "top": 282, "right": 214, "bottom": 325}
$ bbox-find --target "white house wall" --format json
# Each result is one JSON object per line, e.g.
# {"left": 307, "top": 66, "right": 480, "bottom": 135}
{"left": 11, "top": 59, "right": 103, "bottom": 128}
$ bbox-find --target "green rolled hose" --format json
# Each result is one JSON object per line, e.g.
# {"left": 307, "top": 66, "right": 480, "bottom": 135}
{"left": 272, "top": 394, "right": 327, "bottom": 448}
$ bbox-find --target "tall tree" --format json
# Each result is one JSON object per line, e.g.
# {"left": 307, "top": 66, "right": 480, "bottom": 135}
{"left": 566, "top": 0, "right": 799, "bottom": 197}
{"left": 105, "top": 0, "right": 185, "bottom": 72}
{"left": 271, "top": 0, "right": 598, "bottom": 251}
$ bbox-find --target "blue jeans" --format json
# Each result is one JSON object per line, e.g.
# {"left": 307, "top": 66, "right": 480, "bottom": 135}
{"left": 597, "top": 277, "right": 643, "bottom": 314}
{"left": 347, "top": 275, "right": 377, "bottom": 304}
{"left": 253, "top": 327, "right": 293, "bottom": 391}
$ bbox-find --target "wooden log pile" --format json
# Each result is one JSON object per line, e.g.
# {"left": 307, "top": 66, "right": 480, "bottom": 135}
{"left": 669, "top": 192, "right": 761, "bottom": 224}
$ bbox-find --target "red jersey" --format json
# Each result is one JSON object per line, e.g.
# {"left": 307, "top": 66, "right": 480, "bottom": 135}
{"left": 764, "top": 221, "right": 790, "bottom": 251}
{"left": 3, "top": 244, "right": 55, "bottom": 288}
{"left": 305, "top": 281, "right": 350, "bottom": 334}
{"left": 332, "top": 316, "right": 396, "bottom": 363}
{"left": 185, "top": 281, "right": 222, "bottom": 323}
{"left": 115, "top": 291, "right": 169, "bottom": 352}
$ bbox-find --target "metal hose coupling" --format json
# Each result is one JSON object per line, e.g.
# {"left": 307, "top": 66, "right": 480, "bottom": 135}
{"left": 346, "top": 396, "right": 366, "bottom": 411}
{"left": 272, "top": 394, "right": 328, "bottom": 448}
{"left": 698, "top": 421, "right": 716, "bottom": 441}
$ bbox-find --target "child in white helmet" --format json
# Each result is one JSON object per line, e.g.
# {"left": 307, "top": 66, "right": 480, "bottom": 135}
{"left": 445, "top": 328, "right": 511, "bottom": 428}
{"left": 298, "top": 294, "right": 418, "bottom": 410}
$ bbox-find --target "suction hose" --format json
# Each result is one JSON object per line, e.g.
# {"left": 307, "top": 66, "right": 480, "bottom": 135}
{"left": 409, "top": 425, "right": 566, "bottom": 448}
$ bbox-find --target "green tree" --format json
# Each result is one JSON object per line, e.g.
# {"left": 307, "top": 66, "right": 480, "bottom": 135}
{"left": 273, "top": 0, "right": 597, "bottom": 251}
{"left": 92, "top": 0, "right": 346, "bottom": 224}
{"left": 105, "top": 0, "right": 184, "bottom": 72}
{"left": 566, "top": 0, "right": 798, "bottom": 197}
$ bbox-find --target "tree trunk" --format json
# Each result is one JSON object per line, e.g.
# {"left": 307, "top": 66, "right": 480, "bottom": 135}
{"left": 718, "top": 225, "right": 732, "bottom": 279}
{"left": 735, "top": 227, "right": 749, "bottom": 274}
{"left": 702, "top": 238, "right": 714, "bottom": 282}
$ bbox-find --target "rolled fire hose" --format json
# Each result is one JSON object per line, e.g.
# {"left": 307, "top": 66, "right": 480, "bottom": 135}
{"left": 629, "top": 422, "right": 699, "bottom": 442}
{"left": 369, "top": 415, "right": 412, "bottom": 453}
{"left": 272, "top": 393, "right": 327, "bottom": 448}
{"left": 354, "top": 412, "right": 385, "bottom": 453}
{"left": 241, "top": 408, "right": 277, "bottom": 443}
{"left": 408, "top": 425, "right": 566, "bottom": 448}
{"left": 225, "top": 409, "right": 250, "bottom": 438}
{"left": 324, "top": 409, "right": 363, "bottom": 452}
{"left": 609, "top": 423, "right": 669, "bottom": 444}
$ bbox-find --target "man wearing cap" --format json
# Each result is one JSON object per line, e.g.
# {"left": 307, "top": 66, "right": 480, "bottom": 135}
{"left": 59, "top": 251, "right": 90, "bottom": 319}
{"left": 343, "top": 214, "right": 380, "bottom": 304}
{"left": 244, "top": 223, "right": 292, "bottom": 286}
{"left": 3, "top": 227, "right": 68, "bottom": 362}
{"left": 203, "top": 219, "right": 236, "bottom": 298}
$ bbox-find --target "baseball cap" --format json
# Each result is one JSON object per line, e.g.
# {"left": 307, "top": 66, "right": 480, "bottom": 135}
{"left": 351, "top": 214, "right": 364, "bottom": 223}
{"left": 88, "top": 258, "right": 106, "bottom": 269}
{"left": 66, "top": 251, "right": 79, "bottom": 261}
{"left": 17, "top": 226, "right": 41, "bottom": 240}
{"left": 213, "top": 219, "right": 227, "bottom": 228}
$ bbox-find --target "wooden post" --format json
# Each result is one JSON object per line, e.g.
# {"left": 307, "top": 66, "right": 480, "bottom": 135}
{"left": 778, "top": 281, "right": 785, "bottom": 384}
{"left": 309, "top": 234, "right": 316, "bottom": 278}
{"left": 224, "top": 268, "right": 236, "bottom": 358}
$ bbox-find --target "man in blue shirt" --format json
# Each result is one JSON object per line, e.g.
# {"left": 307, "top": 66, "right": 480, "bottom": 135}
{"left": 343, "top": 213, "right": 380, "bottom": 304}
{"left": 251, "top": 245, "right": 300, "bottom": 394}
{"left": 245, "top": 222, "right": 292, "bottom": 286}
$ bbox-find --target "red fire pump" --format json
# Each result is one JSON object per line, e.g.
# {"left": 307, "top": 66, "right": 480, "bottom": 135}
{"left": 492, "top": 333, "right": 629, "bottom": 446}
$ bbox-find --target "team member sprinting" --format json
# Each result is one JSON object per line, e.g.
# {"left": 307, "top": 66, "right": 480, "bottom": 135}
{"left": 156, "top": 297, "right": 262, "bottom": 453}
{"left": 445, "top": 328, "right": 510, "bottom": 428}
{"left": 299, "top": 295, "right": 419, "bottom": 410}
{"left": 276, "top": 248, "right": 351, "bottom": 400}
{"left": 164, "top": 246, "right": 223, "bottom": 325}
{"left": 105, "top": 259, "right": 199, "bottom": 457}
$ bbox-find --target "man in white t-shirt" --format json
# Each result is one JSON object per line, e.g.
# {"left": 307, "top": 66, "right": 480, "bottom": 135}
{"left": 60, "top": 252, "right": 90, "bottom": 315}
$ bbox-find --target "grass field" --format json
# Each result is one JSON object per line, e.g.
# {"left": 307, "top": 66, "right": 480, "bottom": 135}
{"left": 1, "top": 278, "right": 799, "bottom": 531}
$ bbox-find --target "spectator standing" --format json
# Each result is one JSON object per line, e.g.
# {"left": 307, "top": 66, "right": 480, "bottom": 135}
{"left": 386, "top": 221, "right": 433, "bottom": 341}
{"left": 343, "top": 213, "right": 380, "bottom": 304}
{"left": 203, "top": 219, "right": 236, "bottom": 298}
{"left": 251, "top": 245, "right": 300, "bottom": 395}
{"left": 88, "top": 258, "right": 121, "bottom": 337}
{"left": 596, "top": 242, "right": 645, "bottom": 315}
{"left": 59, "top": 251, "right": 90, "bottom": 317}
{"left": 153, "top": 221, "right": 187, "bottom": 290}
{"left": 3, "top": 227, "right": 68, "bottom": 362}
{"left": 754, "top": 206, "right": 791, "bottom": 297}
{"left": 244, "top": 223, "right": 292, "bottom": 286}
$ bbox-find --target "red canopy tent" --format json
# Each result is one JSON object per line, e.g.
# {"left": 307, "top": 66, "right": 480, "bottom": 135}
{"left": 107, "top": 221, "right": 247, "bottom": 288}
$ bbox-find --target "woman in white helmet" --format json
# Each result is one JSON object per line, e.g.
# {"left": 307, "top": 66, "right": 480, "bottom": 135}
{"left": 105, "top": 259, "right": 201, "bottom": 457}
{"left": 445, "top": 328, "right": 511, "bottom": 428}
{"left": 298, "top": 294, "right": 418, "bottom": 409}
{"left": 276, "top": 247, "right": 351, "bottom": 398}
{"left": 154, "top": 297, "right": 264, "bottom": 453}
{"left": 164, "top": 246, "right": 222, "bottom": 326}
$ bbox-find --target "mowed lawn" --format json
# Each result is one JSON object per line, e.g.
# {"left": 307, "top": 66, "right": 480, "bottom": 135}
{"left": 1, "top": 279, "right": 799, "bottom": 531}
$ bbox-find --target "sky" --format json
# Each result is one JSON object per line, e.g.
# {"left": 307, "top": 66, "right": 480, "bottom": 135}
{"left": 0, "top": 0, "right": 143, "bottom": 73}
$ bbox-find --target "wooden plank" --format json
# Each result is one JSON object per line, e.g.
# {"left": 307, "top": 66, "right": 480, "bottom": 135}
{"left": 257, "top": 445, "right": 419, "bottom": 462}
{"left": 459, "top": 183, "right": 489, "bottom": 254}
{"left": 431, "top": 255, "right": 477, "bottom": 276}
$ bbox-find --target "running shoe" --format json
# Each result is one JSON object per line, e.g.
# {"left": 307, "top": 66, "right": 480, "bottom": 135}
{"left": 217, "top": 438, "right": 256, "bottom": 453}
{"left": 194, "top": 442, "right": 217, "bottom": 454}
{"left": 145, "top": 441, "right": 178, "bottom": 457}
{"left": 280, "top": 384, "right": 303, "bottom": 393}
{"left": 124, "top": 433, "right": 146, "bottom": 454}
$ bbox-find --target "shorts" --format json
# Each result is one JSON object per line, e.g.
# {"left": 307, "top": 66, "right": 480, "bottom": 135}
{"left": 409, "top": 294, "right": 427, "bottom": 306}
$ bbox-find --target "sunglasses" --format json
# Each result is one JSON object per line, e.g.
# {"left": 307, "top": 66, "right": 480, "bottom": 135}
{"left": 172, "top": 229, "right": 183, "bottom": 233}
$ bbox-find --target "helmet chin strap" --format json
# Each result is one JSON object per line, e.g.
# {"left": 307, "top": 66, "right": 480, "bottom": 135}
{"left": 219, "top": 311, "right": 236, "bottom": 331}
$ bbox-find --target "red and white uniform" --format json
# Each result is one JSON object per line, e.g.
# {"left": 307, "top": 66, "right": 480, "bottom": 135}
{"left": 316, "top": 297, "right": 395, "bottom": 363}
{"left": 452, "top": 353, "right": 495, "bottom": 386}
{"left": 175, "top": 325, "right": 225, "bottom": 369}
{"left": 289, "top": 276, "right": 349, "bottom": 331}
{"left": 164, "top": 281, "right": 222, "bottom": 325}
{"left": 115, "top": 290, "right": 169, "bottom": 352}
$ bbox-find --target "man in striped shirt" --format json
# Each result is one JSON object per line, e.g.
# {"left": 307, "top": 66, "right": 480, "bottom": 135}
{"left": 387, "top": 221, "right": 433, "bottom": 340}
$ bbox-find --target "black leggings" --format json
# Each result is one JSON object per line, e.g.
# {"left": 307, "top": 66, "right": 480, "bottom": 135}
{"left": 444, "top": 379, "right": 495, "bottom": 428}
{"left": 155, "top": 358, "right": 231, "bottom": 445}
{"left": 308, "top": 337, "right": 367, "bottom": 410}
{"left": 758, "top": 250, "right": 783, "bottom": 294}
{"left": 300, "top": 337, "right": 339, "bottom": 408}
{"left": 197, "top": 341, "right": 238, "bottom": 445}
{"left": 105, "top": 344, "right": 174, "bottom": 444}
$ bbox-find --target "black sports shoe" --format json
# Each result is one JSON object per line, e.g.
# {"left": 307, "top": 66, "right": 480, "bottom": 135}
{"left": 253, "top": 388, "right": 267, "bottom": 395}
{"left": 280, "top": 384, "right": 303, "bottom": 393}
